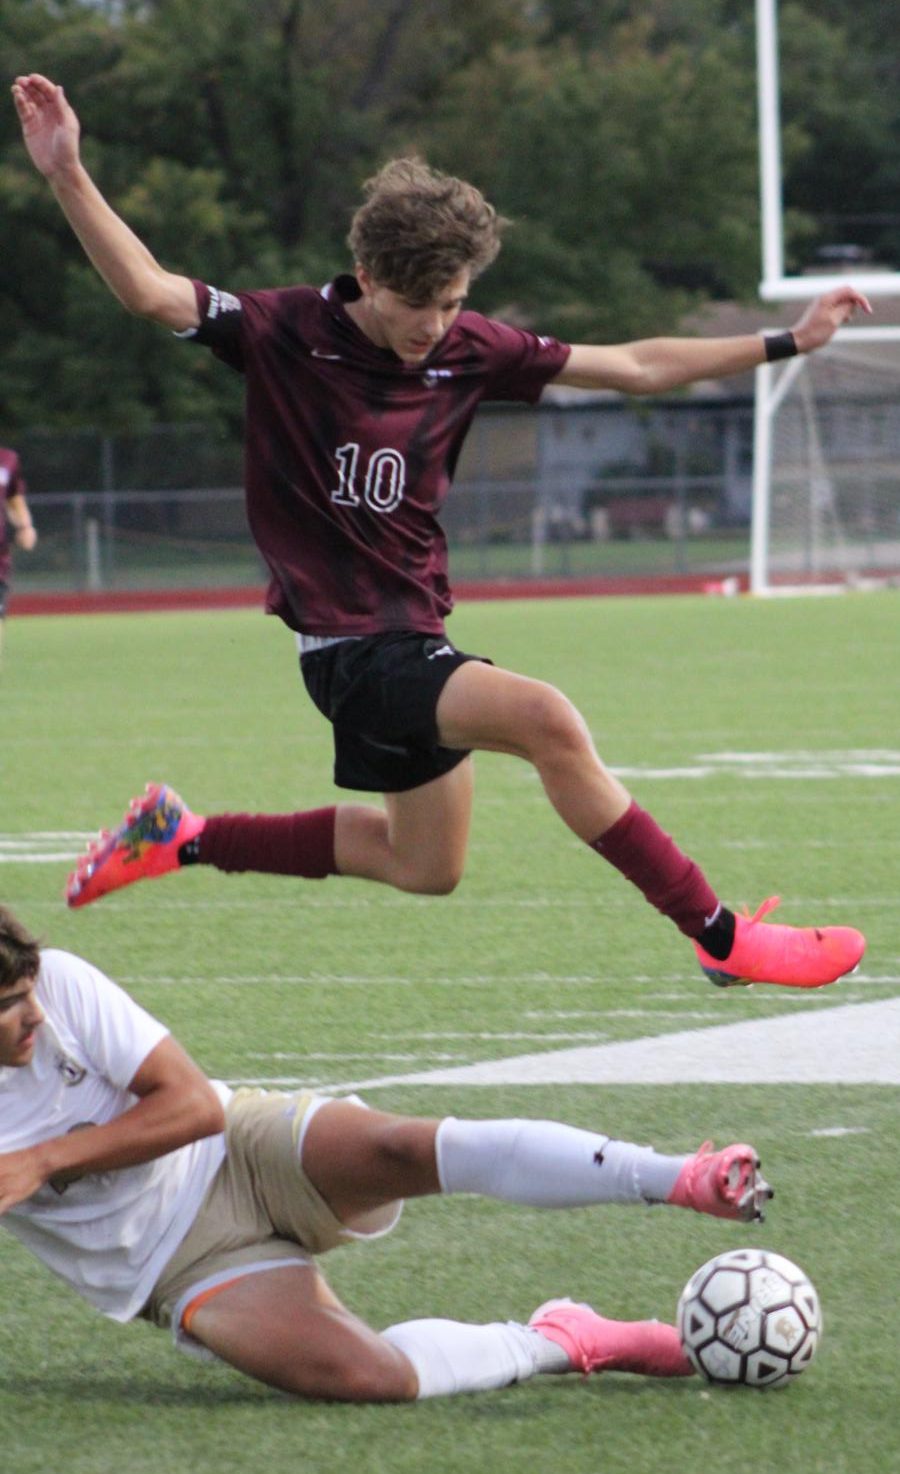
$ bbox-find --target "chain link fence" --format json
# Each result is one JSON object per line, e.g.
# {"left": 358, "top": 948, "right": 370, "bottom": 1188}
{"left": 12, "top": 399, "right": 756, "bottom": 594}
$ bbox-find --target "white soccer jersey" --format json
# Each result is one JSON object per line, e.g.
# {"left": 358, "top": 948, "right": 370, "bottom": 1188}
{"left": 0, "top": 949, "right": 229, "bottom": 1321}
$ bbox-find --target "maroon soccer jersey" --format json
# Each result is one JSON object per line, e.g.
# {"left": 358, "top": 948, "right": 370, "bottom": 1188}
{"left": 0, "top": 447, "right": 26, "bottom": 583}
{"left": 182, "top": 276, "right": 570, "bottom": 635}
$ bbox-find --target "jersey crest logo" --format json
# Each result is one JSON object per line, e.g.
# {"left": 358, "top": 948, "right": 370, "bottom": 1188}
{"left": 422, "top": 368, "right": 454, "bottom": 387}
{"left": 54, "top": 1051, "right": 87, "bottom": 1087}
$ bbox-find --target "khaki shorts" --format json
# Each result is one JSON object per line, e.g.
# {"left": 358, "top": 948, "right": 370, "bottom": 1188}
{"left": 140, "top": 1087, "right": 403, "bottom": 1347}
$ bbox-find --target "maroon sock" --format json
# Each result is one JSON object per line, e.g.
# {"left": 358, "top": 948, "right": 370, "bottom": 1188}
{"left": 591, "top": 800, "right": 719, "bottom": 939}
{"left": 196, "top": 807, "right": 337, "bottom": 877}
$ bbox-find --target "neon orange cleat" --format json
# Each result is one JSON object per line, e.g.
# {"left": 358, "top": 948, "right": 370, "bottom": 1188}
{"left": 668, "top": 1141, "right": 772, "bottom": 1222}
{"left": 694, "top": 896, "right": 866, "bottom": 988}
{"left": 529, "top": 1298, "right": 692, "bottom": 1377}
{"left": 66, "top": 783, "right": 204, "bottom": 908}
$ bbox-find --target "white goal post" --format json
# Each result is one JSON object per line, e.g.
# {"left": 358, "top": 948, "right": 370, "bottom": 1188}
{"left": 752, "top": 0, "right": 900, "bottom": 594}
{"left": 750, "top": 327, "right": 900, "bottom": 594}
{"left": 756, "top": 0, "right": 900, "bottom": 304}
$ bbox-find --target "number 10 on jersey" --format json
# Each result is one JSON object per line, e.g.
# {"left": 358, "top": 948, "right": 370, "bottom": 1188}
{"left": 331, "top": 442, "right": 407, "bottom": 514}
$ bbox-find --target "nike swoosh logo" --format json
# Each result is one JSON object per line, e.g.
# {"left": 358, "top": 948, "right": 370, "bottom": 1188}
{"left": 361, "top": 735, "right": 409, "bottom": 755}
{"left": 311, "top": 349, "right": 343, "bottom": 361}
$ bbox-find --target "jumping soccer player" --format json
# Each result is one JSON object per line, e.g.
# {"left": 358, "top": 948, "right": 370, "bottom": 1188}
{"left": 13, "top": 73, "right": 868, "bottom": 988}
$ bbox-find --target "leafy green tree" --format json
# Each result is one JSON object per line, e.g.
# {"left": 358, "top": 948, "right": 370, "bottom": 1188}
{"left": 417, "top": 23, "right": 760, "bottom": 340}
{"left": 0, "top": 0, "right": 896, "bottom": 435}
{"left": 779, "top": 2, "right": 900, "bottom": 270}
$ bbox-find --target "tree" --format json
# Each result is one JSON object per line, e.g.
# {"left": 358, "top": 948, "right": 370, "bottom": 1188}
{"left": 415, "top": 21, "right": 760, "bottom": 340}
{"left": 778, "top": 2, "right": 900, "bottom": 270}
{"left": 1, "top": 0, "right": 895, "bottom": 434}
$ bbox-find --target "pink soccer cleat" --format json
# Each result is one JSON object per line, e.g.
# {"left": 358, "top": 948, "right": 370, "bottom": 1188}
{"left": 529, "top": 1298, "right": 692, "bottom": 1377}
{"left": 66, "top": 783, "right": 205, "bottom": 908}
{"left": 694, "top": 896, "right": 866, "bottom": 989}
{"left": 668, "top": 1141, "right": 772, "bottom": 1222}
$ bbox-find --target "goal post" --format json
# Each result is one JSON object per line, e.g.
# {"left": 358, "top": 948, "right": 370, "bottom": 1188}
{"left": 755, "top": 0, "right": 900, "bottom": 304}
{"left": 752, "top": 0, "right": 900, "bottom": 594}
{"left": 750, "top": 327, "right": 900, "bottom": 594}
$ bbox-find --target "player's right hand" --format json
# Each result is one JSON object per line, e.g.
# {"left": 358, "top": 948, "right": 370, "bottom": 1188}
{"left": 11, "top": 73, "right": 81, "bottom": 180}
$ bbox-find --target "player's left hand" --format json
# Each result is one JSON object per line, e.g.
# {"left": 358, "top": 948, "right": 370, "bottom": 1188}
{"left": 791, "top": 286, "right": 873, "bottom": 353}
{"left": 15, "top": 525, "right": 37, "bottom": 551}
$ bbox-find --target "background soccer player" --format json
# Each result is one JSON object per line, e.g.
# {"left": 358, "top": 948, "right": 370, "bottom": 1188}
{"left": 14, "top": 73, "right": 868, "bottom": 989}
{"left": 0, "top": 443, "right": 38, "bottom": 660}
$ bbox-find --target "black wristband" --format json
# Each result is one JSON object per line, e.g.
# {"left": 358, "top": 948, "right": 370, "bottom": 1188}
{"left": 763, "top": 330, "right": 798, "bottom": 362}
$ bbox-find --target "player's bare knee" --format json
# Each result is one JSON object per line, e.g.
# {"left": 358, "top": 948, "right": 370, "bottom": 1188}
{"left": 421, "top": 864, "right": 463, "bottom": 896}
{"left": 394, "top": 858, "right": 463, "bottom": 895}
{"left": 522, "top": 681, "right": 591, "bottom": 761}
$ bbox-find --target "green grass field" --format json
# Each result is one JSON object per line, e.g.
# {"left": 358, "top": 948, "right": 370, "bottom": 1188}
{"left": 1, "top": 591, "right": 898, "bottom": 1474}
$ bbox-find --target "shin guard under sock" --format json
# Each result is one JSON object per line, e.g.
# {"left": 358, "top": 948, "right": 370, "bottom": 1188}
{"left": 591, "top": 799, "right": 720, "bottom": 939}
{"left": 192, "top": 807, "right": 337, "bottom": 877}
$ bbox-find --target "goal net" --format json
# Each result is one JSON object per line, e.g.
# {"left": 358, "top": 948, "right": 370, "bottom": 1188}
{"left": 751, "top": 326, "right": 900, "bottom": 594}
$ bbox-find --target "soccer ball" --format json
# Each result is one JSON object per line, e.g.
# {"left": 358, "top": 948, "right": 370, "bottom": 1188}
{"left": 677, "top": 1247, "right": 822, "bottom": 1387}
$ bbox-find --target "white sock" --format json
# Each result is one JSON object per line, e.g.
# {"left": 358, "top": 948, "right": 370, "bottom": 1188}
{"left": 381, "top": 1318, "right": 565, "bottom": 1398}
{"left": 435, "top": 1117, "right": 686, "bottom": 1207}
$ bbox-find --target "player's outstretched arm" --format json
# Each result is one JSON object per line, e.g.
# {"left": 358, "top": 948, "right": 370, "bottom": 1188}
{"left": 553, "top": 285, "right": 872, "bottom": 396}
{"left": 11, "top": 73, "right": 198, "bottom": 331}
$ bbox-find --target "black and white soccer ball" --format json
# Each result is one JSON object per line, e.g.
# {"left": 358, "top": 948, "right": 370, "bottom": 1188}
{"left": 677, "top": 1247, "right": 822, "bottom": 1387}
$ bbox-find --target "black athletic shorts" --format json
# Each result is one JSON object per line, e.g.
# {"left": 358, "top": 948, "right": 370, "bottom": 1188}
{"left": 0, "top": 581, "right": 7, "bottom": 619}
{"left": 299, "top": 631, "right": 487, "bottom": 793}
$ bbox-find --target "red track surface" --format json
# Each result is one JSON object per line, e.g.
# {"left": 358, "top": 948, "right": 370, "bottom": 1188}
{"left": 12, "top": 572, "right": 747, "bottom": 617}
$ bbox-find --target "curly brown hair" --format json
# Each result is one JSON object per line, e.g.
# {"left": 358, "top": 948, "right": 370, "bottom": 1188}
{"left": 347, "top": 158, "right": 507, "bottom": 305}
{"left": 0, "top": 905, "right": 41, "bottom": 990}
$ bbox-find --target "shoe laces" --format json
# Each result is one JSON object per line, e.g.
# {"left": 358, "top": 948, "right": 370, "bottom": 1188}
{"left": 744, "top": 895, "right": 781, "bottom": 925}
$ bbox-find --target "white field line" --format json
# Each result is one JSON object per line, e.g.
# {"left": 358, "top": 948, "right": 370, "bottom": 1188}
{"left": 243, "top": 1033, "right": 613, "bottom": 1054}
{"left": 250, "top": 997, "right": 900, "bottom": 1091}
{"left": 808, "top": 1126, "right": 870, "bottom": 1137}
{"left": 0, "top": 832, "right": 91, "bottom": 839}
{"left": 114, "top": 971, "right": 897, "bottom": 994}
{"left": 0, "top": 832, "right": 93, "bottom": 864}
{"left": 613, "top": 749, "right": 900, "bottom": 781}
{"left": 119, "top": 972, "right": 610, "bottom": 987}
